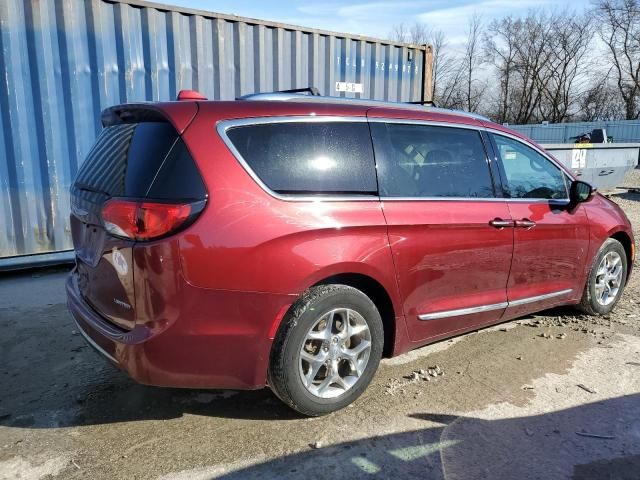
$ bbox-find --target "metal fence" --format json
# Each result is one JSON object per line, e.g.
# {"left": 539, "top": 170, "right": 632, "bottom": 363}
{"left": 0, "top": 0, "right": 429, "bottom": 266}
{"left": 510, "top": 120, "right": 640, "bottom": 144}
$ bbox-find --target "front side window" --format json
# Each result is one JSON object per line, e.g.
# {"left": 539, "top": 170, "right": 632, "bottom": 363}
{"left": 370, "top": 123, "right": 495, "bottom": 198}
{"left": 225, "top": 121, "right": 377, "bottom": 195}
{"left": 492, "top": 134, "right": 568, "bottom": 200}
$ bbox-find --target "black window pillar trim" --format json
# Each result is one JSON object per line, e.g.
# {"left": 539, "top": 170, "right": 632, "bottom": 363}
{"left": 479, "top": 129, "right": 504, "bottom": 199}
{"left": 483, "top": 131, "right": 510, "bottom": 199}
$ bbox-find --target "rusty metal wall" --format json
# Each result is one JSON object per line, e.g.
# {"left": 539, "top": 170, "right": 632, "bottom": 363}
{"left": 0, "top": 0, "right": 427, "bottom": 265}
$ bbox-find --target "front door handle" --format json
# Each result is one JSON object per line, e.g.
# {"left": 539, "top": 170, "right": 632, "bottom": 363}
{"left": 489, "top": 218, "right": 514, "bottom": 229}
{"left": 515, "top": 218, "right": 536, "bottom": 229}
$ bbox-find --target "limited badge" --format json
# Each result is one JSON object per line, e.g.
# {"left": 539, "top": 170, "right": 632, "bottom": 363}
{"left": 112, "top": 248, "right": 128, "bottom": 276}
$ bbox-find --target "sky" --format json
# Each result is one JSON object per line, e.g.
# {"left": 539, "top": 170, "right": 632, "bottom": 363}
{"left": 160, "top": 0, "right": 592, "bottom": 45}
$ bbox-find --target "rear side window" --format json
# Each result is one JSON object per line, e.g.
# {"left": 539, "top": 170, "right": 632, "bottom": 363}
{"left": 224, "top": 122, "right": 377, "bottom": 194}
{"left": 73, "top": 122, "right": 206, "bottom": 201}
{"left": 74, "top": 123, "right": 138, "bottom": 197}
{"left": 370, "top": 123, "right": 495, "bottom": 198}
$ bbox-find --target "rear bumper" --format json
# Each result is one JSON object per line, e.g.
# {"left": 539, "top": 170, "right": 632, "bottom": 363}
{"left": 66, "top": 271, "right": 152, "bottom": 378}
{"left": 66, "top": 270, "right": 294, "bottom": 389}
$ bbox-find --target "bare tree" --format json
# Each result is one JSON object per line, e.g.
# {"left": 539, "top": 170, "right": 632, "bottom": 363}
{"left": 433, "top": 16, "right": 485, "bottom": 111}
{"left": 595, "top": 0, "right": 640, "bottom": 119}
{"left": 429, "top": 30, "right": 452, "bottom": 101}
{"left": 389, "top": 23, "right": 411, "bottom": 44}
{"left": 391, "top": 17, "right": 486, "bottom": 111}
{"left": 387, "top": 8, "right": 609, "bottom": 121}
{"left": 462, "top": 14, "right": 485, "bottom": 112}
{"left": 436, "top": 64, "right": 466, "bottom": 110}
{"left": 483, "top": 10, "right": 593, "bottom": 123}
{"left": 538, "top": 13, "right": 594, "bottom": 122}
{"left": 579, "top": 73, "right": 626, "bottom": 120}
{"left": 388, "top": 22, "right": 454, "bottom": 107}
{"left": 484, "top": 16, "right": 519, "bottom": 122}
{"left": 484, "top": 14, "right": 534, "bottom": 122}
{"left": 389, "top": 22, "right": 430, "bottom": 47}
{"left": 511, "top": 12, "right": 556, "bottom": 123}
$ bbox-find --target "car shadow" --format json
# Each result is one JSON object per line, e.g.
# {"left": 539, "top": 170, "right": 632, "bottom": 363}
{"left": 536, "top": 305, "right": 587, "bottom": 317}
{"left": 0, "top": 268, "right": 629, "bottom": 430}
{"left": 0, "top": 310, "right": 304, "bottom": 426}
{"left": 0, "top": 369, "right": 304, "bottom": 427}
{"left": 0, "top": 295, "right": 614, "bottom": 429}
{"left": 609, "top": 190, "right": 640, "bottom": 202}
{"left": 3, "top": 358, "right": 639, "bottom": 479}
{"left": 200, "top": 395, "right": 640, "bottom": 479}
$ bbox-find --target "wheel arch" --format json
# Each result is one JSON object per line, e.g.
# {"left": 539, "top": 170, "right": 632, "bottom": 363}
{"left": 610, "top": 230, "right": 634, "bottom": 277}
{"left": 311, "top": 272, "right": 397, "bottom": 358}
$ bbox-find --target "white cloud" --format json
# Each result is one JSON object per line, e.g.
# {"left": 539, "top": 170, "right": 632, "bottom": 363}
{"left": 298, "top": 1, "right": 439, "bottom": 17}
{"left": 162, "top": 0, "right": 591, "bottom": 43}
{"left": 415, "top": 0, "right": 574, "bottom": 46}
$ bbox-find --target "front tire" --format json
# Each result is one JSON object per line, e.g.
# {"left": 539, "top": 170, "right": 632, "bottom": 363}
{"left": 579, "top": 238, "right": 628, "bottom": 315}
{"left": 268, "top": 284, "right": 384, "bottom": 416}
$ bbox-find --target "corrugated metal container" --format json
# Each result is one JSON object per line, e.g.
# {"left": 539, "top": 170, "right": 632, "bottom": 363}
{"left": 542, "top": 143, "right": 640, "bottom": 190}
{"left": 510, "top": 120, "right": 640, "bottom": 144}
{"left": 0, "top": 0, "right": 429, "bottom": 267}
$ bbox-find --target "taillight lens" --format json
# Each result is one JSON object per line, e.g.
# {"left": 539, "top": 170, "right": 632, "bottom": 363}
{"left": 102, "top": 199, "right": 200, "bottom": 240}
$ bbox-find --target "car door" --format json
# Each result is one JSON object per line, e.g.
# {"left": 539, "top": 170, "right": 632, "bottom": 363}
{"left": 369, "top": 120, "right": 514, "bottom": 343}
{"left": 489, "top": 132, "right": 590, "bottom": 319}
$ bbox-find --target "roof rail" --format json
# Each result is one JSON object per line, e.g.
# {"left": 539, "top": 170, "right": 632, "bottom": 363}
{"left": 237, "top": 88, "right": 491, "bottom": 122}
{"left": 407, "top": 100, "right": 437, "bottom": 107}
{"left": 238, "top": 91, "right": 430, "bottom": 109}
{"left": 276, "top": 87, "right": 321, "bottom": 96}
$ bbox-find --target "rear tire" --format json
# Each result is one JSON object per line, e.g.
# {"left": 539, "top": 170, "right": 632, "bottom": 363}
{"left": 579, "top": 238, "right": 628, "bottom": 316}
{"left": 268, "top": 284, "right": 384, "bottom": 416}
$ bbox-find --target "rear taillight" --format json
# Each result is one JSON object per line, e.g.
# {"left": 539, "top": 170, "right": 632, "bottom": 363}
{"left": 101, "top": 199, "right": 203, "bottom": 240}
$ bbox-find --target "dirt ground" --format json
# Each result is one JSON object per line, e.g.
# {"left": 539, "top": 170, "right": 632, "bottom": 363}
{"left": 2, "top": 172, "right": 640, "bottom": 480}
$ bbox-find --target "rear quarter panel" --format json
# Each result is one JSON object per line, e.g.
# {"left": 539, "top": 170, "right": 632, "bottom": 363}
{"left": 177, "top": 103, "right": 403, "bottom": 316}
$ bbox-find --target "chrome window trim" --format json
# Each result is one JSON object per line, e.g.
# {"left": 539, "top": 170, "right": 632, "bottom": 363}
{"left": 367, "top": 117, "right": 486, "bottom": 131}
{"left": 368, "top": 118, "right": 570, "bottom": 179}
{"left": 216, "top": 116, "right": 379, "bottom": 203}
{"left": 217, "top": 115, "right": 573, "bottom": 203}
{"left": 380, "top": 197, "right": 570, "bottom": 205}
{"left": 418, "top": 288, "right": 573, "bottom": 321}
{"left": 368, "top": 119, "right": 501, "bottom": 200}
{"left": 368, "top": 118, "right": 571, "bottom": 201}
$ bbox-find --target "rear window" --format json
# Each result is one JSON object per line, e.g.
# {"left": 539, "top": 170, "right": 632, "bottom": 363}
{"left": 73, "top": 122, "right": 206, "bottom": 201}
{"left": 224, "top": 122, "right": 377, "bottom": 194}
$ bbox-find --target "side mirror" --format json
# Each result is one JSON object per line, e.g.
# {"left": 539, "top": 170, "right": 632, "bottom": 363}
{"left": 569, "top": 180, "right": 595, "bottom": 205}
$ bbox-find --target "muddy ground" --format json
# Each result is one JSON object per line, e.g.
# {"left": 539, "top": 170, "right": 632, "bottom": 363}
{"left": 2, "top": 172, "right": 640, "bottom": 480}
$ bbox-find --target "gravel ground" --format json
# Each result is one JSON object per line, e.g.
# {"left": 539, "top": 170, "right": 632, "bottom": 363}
{"left": 1, "top": 171, "right": 640, "bottom": 480}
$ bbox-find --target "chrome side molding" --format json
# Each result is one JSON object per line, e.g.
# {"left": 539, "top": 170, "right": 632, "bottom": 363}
{"left": 418, "top": 302, "right": 508, "bottom": 321}
{"left": 507, "top": 289, "right": 573, "bottom": 307}
{"left": 418, "top": 289, "right": 573, "bottom": 321}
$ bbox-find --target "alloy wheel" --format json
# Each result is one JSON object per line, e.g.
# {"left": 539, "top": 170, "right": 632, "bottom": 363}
{"left": 594, "top": 251, "right": 623, "bottom": 306}
{"left": 298, "top": 308, "right": 372, "bottom": 399}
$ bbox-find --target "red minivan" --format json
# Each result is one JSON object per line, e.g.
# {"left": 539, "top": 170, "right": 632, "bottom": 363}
{"left": 67, "top": 91, "right": 635, "bottom": 415}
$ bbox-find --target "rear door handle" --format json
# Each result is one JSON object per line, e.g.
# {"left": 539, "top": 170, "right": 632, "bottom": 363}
{"left": 489, "top": 218, "right": 514, "bottom": 229}
{"left": 515, "top": 218, "right": 536, "bottom": 229}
